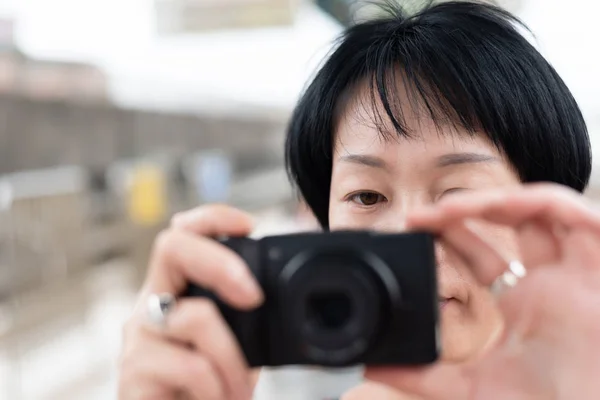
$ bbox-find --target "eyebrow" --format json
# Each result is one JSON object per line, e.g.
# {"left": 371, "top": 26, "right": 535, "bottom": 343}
{"left": 436, "top": 152, "right": 498, "bottom": 167}
{"left": 339, "top": 154, "right": 388, "bottom": 169}
{"left": 338, "top": 152, "right": 497, "bottom": 170}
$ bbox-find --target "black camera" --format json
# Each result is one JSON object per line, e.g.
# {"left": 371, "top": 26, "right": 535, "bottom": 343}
{"left": 183, "top": 231, "right": 440, "bottom": 368}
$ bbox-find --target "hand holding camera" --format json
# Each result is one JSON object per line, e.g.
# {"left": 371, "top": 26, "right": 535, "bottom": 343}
{"left": 119, "top": 205, "right": 262, "bottom": 400}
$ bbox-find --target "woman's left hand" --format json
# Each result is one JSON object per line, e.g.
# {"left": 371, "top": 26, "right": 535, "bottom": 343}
{"left": 346, "top": 183, "right": 600, "bottom": 400}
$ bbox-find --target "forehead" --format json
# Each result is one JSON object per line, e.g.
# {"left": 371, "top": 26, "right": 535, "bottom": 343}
{"left": 333, "top": 84, "right": 501, "bottom": 161}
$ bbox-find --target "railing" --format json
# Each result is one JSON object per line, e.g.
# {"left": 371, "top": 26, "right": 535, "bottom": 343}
{"left": 0, "top": 170, "right": 91, "bottom": 400}
{"left": 0, "top": 93, "right": 286, "bottom": 176}
{"left": 0, "top": 159, "right": 295, "bottom": 398}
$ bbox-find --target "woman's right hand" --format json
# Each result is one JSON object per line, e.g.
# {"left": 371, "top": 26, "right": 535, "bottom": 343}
{"left": 118, "top": 205, "right": 264, "bottom": 400}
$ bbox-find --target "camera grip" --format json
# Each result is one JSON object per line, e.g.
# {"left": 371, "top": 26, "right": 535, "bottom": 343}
{"left": 181, "top": 237, "right": 267, "bottom": 367}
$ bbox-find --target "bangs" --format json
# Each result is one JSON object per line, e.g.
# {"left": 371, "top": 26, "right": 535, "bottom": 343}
{"left": 344, "top": 65, "right": 480, "bottom": 143}
{"left": 336, "top": 3, "right": 532, "bottom": 147}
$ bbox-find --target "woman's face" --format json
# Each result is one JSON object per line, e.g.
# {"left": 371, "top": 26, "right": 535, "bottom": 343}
{"left": 329, "top": 89, "right": 521, "bottom": 362}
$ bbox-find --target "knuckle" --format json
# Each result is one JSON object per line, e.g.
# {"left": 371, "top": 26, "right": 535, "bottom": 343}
{"left": 121, "top": 313, "right": 149, "bottom": 348}
{"left": 121, "top": 319, "right": 137, "bottom": 342}
{"left": 169, "top": 212, "right": 186, "bottom": 228}
{"left": 153, "top": 229, "right": 179, "bottom": 259}
{"left": 194, "top": 299, "right": 220, "bottom": 324}
{"left": 169, "top": 204, "right": 251, "bottom": 238}
{"left": 178, "top": 299, "right": 220, "bottom": 332}
{"left": 183, "top": 358, "right": 223, "bottom": 400}
{"left": 170, "top": 204, "right": 224, "bottom": 228}
{"left": 186, "top": 356, "right": 213, "bottom": 380}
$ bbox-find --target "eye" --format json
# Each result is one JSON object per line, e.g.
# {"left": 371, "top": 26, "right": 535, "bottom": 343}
{"left": 348, "top": 191, "right": 387, "bottom": 206}
{"left": 439, "top": 187, "right": 468, "bottom": 199}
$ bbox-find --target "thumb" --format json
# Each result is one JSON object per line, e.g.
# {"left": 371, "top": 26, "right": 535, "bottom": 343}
{"left": 364, "top": 364, "right": 471, "bottom": 400}
{"left": 342, "top": 381, "right": 420, "bottom": 400}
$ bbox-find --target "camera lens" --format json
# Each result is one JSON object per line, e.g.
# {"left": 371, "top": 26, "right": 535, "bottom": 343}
{"left": 307, "top": 291, "right": 353, "bottom": 330}
{"left": 279, "top": 249, "right": 396, "bottom": 366}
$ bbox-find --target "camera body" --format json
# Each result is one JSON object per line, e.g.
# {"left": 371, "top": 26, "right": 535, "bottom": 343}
{"left": 184, "top": 231, "right": 440, "bottom": 368}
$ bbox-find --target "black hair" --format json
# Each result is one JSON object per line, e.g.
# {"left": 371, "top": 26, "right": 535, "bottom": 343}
{"left": 285, "top": 0, "right": 592, "bottom": 229}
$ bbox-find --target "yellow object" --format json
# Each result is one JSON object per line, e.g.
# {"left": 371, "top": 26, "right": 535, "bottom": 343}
{"left": 127, "top": 163, "right": 167, "bottom": 226}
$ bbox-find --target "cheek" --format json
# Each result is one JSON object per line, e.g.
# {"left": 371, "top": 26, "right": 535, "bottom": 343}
{"left": 328, "top": 201, "right": 354, "bottom": 230}
{"left": 328, "top": 203, "right": 402, "bottom": 232}
{"left": 328, "top": 194, "right": 383, "bottom": 231}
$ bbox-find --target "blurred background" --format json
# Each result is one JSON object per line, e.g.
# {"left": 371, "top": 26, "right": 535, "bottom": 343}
{"left": 0, "top": 0, "right": 598, "bottom": 399}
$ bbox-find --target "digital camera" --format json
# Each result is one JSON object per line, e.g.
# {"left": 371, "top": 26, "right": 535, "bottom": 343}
{"left": 183, "top": 231, "right": 440, "bottom": 367}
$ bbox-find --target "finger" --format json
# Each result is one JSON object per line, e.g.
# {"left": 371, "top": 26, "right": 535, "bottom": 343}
{"left": 495, "top": 266, "right": 569, "bottom": 342}
{"left": 171, "top": 204, "right": 254, "bottom": 237}
{"left": 120, "top": 335, "right": 225, "bottom": 400}
{"left": 364, "top": 364, "right": 470, "bottom": 400}
{"left": 342, "top": 381, "right": 418, "bottom": 400}
{"left": 437, "top": 220, "right": 512, "bottom": 286}
{"left": 515, "top": 220, "right": 561, "bottom": 268}
{"left": 513, "top": 220, "right": 598, "bottom": 271}
{"left": 408, "top": 184, "right": 600, "bottom": 233}
{"left": 562, "top": 228, "right": 600, "bottom": 270}
{"left": 167, "top": 298, "right": 253, "bottom": 400}
{"left": 415, "top": 207, "right": 567, "bottom": 275}
{"left": 145, "top": 228, "right": 263, "bottom": 308}
{"left": 444, "top": 219, "right": 562, "bottom": 278}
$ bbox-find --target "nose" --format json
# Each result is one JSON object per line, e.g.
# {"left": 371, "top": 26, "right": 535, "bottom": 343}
{"left": 395, "top": 216, "right": 409, "bottom": 232}
{"left": 381, "top": 192, "right": 430, "bottom": 233}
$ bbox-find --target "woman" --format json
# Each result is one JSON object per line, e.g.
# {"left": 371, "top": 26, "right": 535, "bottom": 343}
{"left": 118, "top": 1, "right": 600, "bottom": 399}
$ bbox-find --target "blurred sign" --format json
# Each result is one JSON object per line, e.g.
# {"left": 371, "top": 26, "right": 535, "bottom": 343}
{"left": 190, "top": 151, "right": 232, "bottom": 203}
{"left": 127, "top": 163, "right": 168, "bottom": 226}
{"left": 155, "top": 0, "right": 299, "bottom": 33}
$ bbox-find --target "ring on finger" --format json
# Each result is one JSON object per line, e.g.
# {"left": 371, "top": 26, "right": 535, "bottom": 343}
{"left": 492, "top": 260, "right": 527, "bottom": 294}
{"left": 145, "top": 292, "right": 177, "bottom": 330}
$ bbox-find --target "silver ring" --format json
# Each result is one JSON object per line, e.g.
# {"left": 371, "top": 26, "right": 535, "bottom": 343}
{"left": 146, "top": 293, "right": 177, "bottom": 329}
{"left": 492, "top": 260, "right": 527, "bottom": 294}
